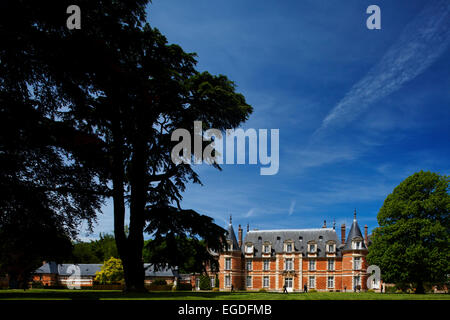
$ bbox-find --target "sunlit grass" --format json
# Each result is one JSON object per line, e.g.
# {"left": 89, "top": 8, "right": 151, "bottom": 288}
{"left": 0, "top": 289, "right": 448, "bottom": 300}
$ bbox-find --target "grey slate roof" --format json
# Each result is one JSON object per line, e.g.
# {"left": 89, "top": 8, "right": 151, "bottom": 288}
{"left": 342, "top": 219, "right": 368, "bottom": 251}
{"left": 35, "top": 262, "right": 178, "bottom": 278}
{"left": 35, "top": 263, "right": 102, "bottom": 276}
{"left": 243, "top": 228, "right": 342, "bottom": 258}
{"left": 226, "top": 223, "right": 240, "bottom": 251}
{"left": 143, "top": 264, "right": 178, "bottom": 277}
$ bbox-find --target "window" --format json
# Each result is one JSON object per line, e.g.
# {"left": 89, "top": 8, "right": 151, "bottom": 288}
{"left": 246, "top": 276, "right": 252, "bottom": 287}
{"left": 245, "top": 244, "right": 253, "bottom": 254}
{"left": 263, "top": 245, "right": 270, "bottom": 254}
{"left": 328, "top": 259, "right": 334, "bottom": 271}
{"left": 308, "top": 243, "right": 316, "bottom": 253}
{"left": 328, "top": 276, "right": 334, "bottom": 288}
{"left": 285, "top": 277, "right": 293, "bottom": 288}
{"left": 263, "top": 259, "right": 270, "bottom": 271}
{"left": 225, "top": 258, "right": 231, "bottom": 270}
{"left": 246, "top": 260, "right": 252, "bottom": 271}
{"left": 327, "top": 243, "right": 335, "bottom": 253}
{"left": 225, "top": 275, "right": 231, "bottom": 287}
{"left": 286, "top": 243, "right": 293, "bottom": 253}
{"left": 309, "top": 276, "right": 315, "bottom": 289}
{"left": 285, "top": 258, "right": 293, "bottom": 271}
{"left": 263, "top": 276, "right": 269, "bottom": 288}
{"left": 352, "top": 240, "right": 362, "bottom": 249}
{"left": 309, "top": 260, "right": 316, "bottom": 271}
{"left": 354, "top": 257, "right": 361, "bottom": 270}
{"left": 354, "top": 276, "right": 361, "bottom": 287}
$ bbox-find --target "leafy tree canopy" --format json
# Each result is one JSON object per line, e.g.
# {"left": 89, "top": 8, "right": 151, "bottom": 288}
{"left": 94, "top": 257, "right": 124, "bottom": 284}
{"left": 367, "top": 171, "right": 450, "bottom": 293}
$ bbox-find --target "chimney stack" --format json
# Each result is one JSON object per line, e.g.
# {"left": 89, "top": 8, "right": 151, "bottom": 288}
{"left": 247, "top": 223, "right": 249, "bottom": 232}
{"left": 322, "top": 220, "right": 327, "bottom": 228}
{"left": 364, "top": 225, "right": 368, "bottom": 246}
{"left": 341, "top": 224, "right": 346, "bottom": 245}
{"left": 238, "top": 224, "right": 243, "bottom": 248}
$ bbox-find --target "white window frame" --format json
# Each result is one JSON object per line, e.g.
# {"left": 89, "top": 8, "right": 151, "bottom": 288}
{"left": 285, "top": 258, "right": 293, "bottom": 271}
{"left": 246, "top": 260, "right": 252, "bottom": 271}
{"left": 225, "top": 274, "right": 231, "bottom": 287}
{"left": 328, "top": 259, "right": 334, "bottom": 271}
{"left": 309, "top": 276, "right": 315, "bottom": 289}
{"left": 263, "top": 259, "right": 270, "bottom": 271}
{"left": 308, "top": 243, "right": 316, "bottom": 253}
{"left": 327, "top": 243, "right": 335, "bottom": 253}
{"left": 309, "top": 259, "right": 316, "bottom": 271}
{"left": 263, "top": 244, "right": 271, "bottom": 254}
{"left": 245, "top": 244, "right": 254, "bottom": 254}
{"left": 263, "top": 276, "right": 269, "bottom": 288}
{"left": 225, "top": 257, "right": 231, "bottom": 270}
{"left": 246, "top": 276, "right": 252, "bottom": 287}
{"left": 328, "top": 276, "right": 334, "bottom": 288}
{"left": 354, "top": 257, "right": 361, "bottom": 270}
{"left": 286, "top": 243, "right": 293, "bottom": 253}
{"left": 352, "top": 240, "right": 362, "bottom": 250}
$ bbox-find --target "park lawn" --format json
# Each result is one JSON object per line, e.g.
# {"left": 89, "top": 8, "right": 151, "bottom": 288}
{"left": 0, "top": 289, "right": 449, "bottom": 300}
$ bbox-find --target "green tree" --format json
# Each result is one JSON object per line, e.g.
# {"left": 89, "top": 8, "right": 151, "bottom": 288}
{"left": 1, "top": 0, "right": 251, "bottom": 293}
{"left": 94, "top": 257, "right": 124, "bottom": 284}
{"left": 70, "top": 233, "right": 119, "bottom": 263}
{"left": 199, "top": 275, "right": 212, "bottom": 291}
{"left": 367, "top": 171, "right": 450, "bottom": 293}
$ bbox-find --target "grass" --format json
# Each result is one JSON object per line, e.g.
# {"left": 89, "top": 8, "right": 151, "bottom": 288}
{"left": 0, "top": 289, "right": 448, "bottom": 300}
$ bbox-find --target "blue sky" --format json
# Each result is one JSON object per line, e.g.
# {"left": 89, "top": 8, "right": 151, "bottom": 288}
{"left": 80, "top": 0, "right": 450, "bottom": 240}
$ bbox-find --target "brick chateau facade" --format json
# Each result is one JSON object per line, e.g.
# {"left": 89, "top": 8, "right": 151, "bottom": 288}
{"left": 218, "top": 211, "right": 373, "bottom": 292}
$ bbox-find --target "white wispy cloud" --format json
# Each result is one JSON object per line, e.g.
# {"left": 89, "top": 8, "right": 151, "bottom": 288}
{"left": 315, "top": 0, "right": 450, "bottom": 136}
{"left": 288, "top": 200, "right": 296, "bottom": 215}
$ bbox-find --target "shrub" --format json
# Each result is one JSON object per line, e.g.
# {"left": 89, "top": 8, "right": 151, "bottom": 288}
{"left": 385, "top": 286, "right": 397, "bottom": 294}
{"left": 147, "top": 283, "right": 173, "bottom": 291}
{"left": 215, "top": 275, "right": 219, "bottom": 288}
{"left": 258, "top": 288, "right": 267, "bottom": 293}
{"left": 367, "top": 289, "right": 375, "bottom": 293}
{"left": 176, "top": 283, "right": 193, "bottom": 291}
{"left": 212, "top": 287, "right": 220, "bottom": 292}
{"left": 199, "top": 275, "right": 212, "bottom": 290}
{"left": 31, "top": 281, "right": 44, "bottom": 289}
{"left": 308, "top": 289, "right": 317, "bottom": 293}
{"left": 151, "top": 279, "right": 168, "bottom": 286}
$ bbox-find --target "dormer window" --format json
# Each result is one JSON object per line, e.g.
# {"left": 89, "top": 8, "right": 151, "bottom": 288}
{"left": 308, "top": 243, "right": 317, "bottom": 253}
{"left": 286, "top": 243, "right": 293, "bottom": 253}
{"left": 326, "top": 242, "right": 336, "bottom": 253}
{"left": 225, "top": 240, "right": 233, "bottom": 251}
{"left": 263, "top": 243, "right": 271, "bottom": 254}
{"left": 352, "top": 240, "right": 362, "bottom": 250}
{"left": 245, "top": 243, "right": 254, "bottom": 254}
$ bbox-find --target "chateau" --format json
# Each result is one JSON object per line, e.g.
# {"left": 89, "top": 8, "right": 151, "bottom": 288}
{"left": 218, "top": 211, "right": 373, "bottom": 292}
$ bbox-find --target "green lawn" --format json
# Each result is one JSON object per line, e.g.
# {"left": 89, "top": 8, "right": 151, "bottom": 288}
{"left": 0, "top": 289, "right": 448, "bottom": 300}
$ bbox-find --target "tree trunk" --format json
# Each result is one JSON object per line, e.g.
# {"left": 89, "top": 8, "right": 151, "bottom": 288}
{"left": 415, "top": 280, "right": 425, "bottom": 294}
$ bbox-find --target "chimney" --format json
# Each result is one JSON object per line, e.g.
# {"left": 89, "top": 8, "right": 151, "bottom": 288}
{"left": 238, "top": 225, "right": 243, "bottom": 248}
{"left": 341, "top": 224, "right": 346, "bottom": 245}
{"left": 322, "top": 220, "right": 327, "bottom": 228}
{"left": 247, "top": 223, "right": 249, "bottom": 232}
{"left": 364, "top": 225, "right": 368, "bottom": 246}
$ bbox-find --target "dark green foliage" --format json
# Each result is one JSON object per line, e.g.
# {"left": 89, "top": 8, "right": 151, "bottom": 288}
{"left": 215, "top": 275, "right": 219, "bottom": 288}
{"left": 151, "top": 279, "right": 167, "bottom": 286}
{"left": 0, "top": 0, "right": 251, "bottom": 292}
{"left": 199, "top": 275, "right": 212, "bottom": 291}
{"left": 176, "top": 282, "right": 193, "bottom": 291}
{"left": 367, "top": 171, "right": 450, "bottom": 294}
{"left": 70, "top": 233, "right": 119, "bottom": 263}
